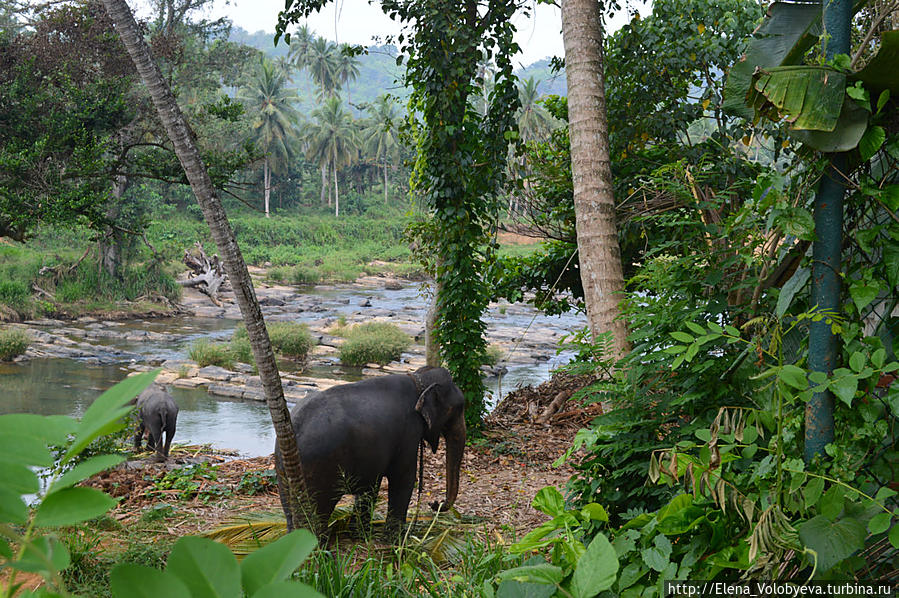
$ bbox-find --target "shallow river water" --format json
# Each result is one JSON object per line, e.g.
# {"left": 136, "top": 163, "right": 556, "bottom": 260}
{"left": 0, "top": 284, "right": 584, "bottom": 456}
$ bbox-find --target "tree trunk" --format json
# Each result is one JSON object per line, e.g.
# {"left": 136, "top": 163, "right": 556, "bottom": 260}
{"left": 561, "top": 0, "right": 630, "bottom": 360}
{"left": 333, "top": 160, "right": 339, "bottom": 218}
{"left": 425, "top": 280, "right": 441, "bottom": 367}
{"left": 383, "top": 162, "right": 389, "bottom": 204}
{"left": 263, "top": 157, "right": 271, "bottom": 218}
{"left": 320, "top": 163, "right": 328, "bottom": 206}
{"left": 99, "top": 174, "right": 129, "bottom": 279}
{"left": 100, "top": 0, "right": 310, "bottom": 531}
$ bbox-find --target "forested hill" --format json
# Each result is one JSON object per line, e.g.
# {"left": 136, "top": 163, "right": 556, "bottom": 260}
{"left": 229, "top": 26, "right": 566, "bottom": 111}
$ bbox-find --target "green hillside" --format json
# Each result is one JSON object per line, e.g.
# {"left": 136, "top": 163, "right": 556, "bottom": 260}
{"left": 229, "top": 26, "right": 565, "bottom": 113}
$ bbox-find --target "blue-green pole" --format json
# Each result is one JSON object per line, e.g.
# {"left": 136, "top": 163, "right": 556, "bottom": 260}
{"left": 805, "top": 0, "right": 851, "bottom": 464}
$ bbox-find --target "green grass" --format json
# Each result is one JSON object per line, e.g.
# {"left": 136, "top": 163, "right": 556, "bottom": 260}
{"left": 189, "top": 339, "right": 236, "bottom": 370}
{"left": 0, "top": 328, "right": 29, "bottom": 361}
{"left": 483, "top": 344, "right": 505, "bottom": 367}
{"left": 339, "top": 322, "right": 411, "bottom": 366}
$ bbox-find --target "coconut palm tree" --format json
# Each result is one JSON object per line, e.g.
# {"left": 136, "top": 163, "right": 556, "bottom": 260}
{"left": 362, "top": 94, "right": 401, "bottom": 203}
{"left": 516, "top": 77, "right": 557, "bottom": 143}
{"left": 99, "top": 0, "right": 309, "bottom": 531}
{"left": 304, "top": 96, "right": 358, "bottom": 217}
{"left": 286, "top": 24, "right": 314, "bottom": 70}
{"left": 238, "top": 57, "right": 302, "bottom": 217}
{"left": 335, "top": 44, "right": 361, "bottom": 102}
{"left": 306, "top": 37, "right": 340, "bottom": 99}
{"left": 561, "top": 0, "right": 630, "bottom": 358}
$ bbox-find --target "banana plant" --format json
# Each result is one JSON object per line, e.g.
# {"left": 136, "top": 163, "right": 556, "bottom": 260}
{"left": 723, "top": 2, "right": 899, "bottom": 153}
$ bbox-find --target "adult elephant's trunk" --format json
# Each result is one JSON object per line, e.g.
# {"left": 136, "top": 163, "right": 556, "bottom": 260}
{"left": 443, "top": 415, "right": 466, "bottom": 509}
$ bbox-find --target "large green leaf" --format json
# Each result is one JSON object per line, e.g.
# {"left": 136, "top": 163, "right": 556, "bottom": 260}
{"left": 854, "top": 31, "right": 899, "bottom": 95}
{"left": 13, "top": 537, "right": 70, "bottom": 575}
{"left": 798, "top": 516, "right": 866, "bottom": 572}
{"left": 571, "top": 533, "right": 619, "bottom": 598}
{"left": 166, "top": 536, "right": 242, "bottom": 598}
{"left": 791, "top": 97, "right": 870, "bottom": 152}
{"left": 722, "top": 1, "right": 822, "bottom": 118}
{"left": 251, "top": 581, "right": 325, "bottom": 598}
{"left": 0, "top": 462, "right": 39, "bottom": 494}
{"left": 496, "top": 580, "right": 556, "bottom": 598}
{"left": 496, "top": 563, "right": 565, "bottom": 586}
{"left": 776, "top": 267, "right": 810, "bottom": 317}
{"left": 241, "top": 530, "right": 317, "bottom": 596}
{"left": 0, "top": 485, "right": 27, "bottom": 525}
{"left": 750, "top": 66, "right": 845, "bottom": 131}
{"left": 63, "top": 370, "right": 158, "bottom": 464}
{"left": 110, "top": 564, "right": 191, "bottom": 598}
{"left": 0, "top": 414, "right": 75, "bottom": 447}
{"left": 34, "top": 487, "right": 117, "bottom": 528}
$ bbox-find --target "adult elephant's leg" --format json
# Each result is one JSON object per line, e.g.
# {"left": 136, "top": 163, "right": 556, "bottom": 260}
{"left": 385, "top": 465, "right": 416, "bottom": 536}
{"left": 162, "top": 417, "right": 176, "bottom": 457}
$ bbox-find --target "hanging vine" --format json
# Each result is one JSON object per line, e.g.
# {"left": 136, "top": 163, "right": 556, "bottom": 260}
{"left": 278, "top": 0, "right": 521, "bottom": 429}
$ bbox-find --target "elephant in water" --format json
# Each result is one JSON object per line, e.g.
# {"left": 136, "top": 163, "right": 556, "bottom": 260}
{"left": 134, "top": 384, "right": 179, "bottom": 461}
{"left": 274, "top": 366, "right": 466, "bottom": 538}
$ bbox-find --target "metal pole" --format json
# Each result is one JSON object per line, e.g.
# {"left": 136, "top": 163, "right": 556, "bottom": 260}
{"left": 805, "top": 0, "right": 851, "bottom": 463}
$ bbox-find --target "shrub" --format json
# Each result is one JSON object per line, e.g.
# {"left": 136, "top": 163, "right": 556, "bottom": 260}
{"left": 291, "top": 266, "right": 321, "bottom": 285}
{"left": 229, "top": 337, "right": 254, "bottom": 365}
{"left": 232, "top": 322, "right": 316, "bottom": 360}
{"left": 483, "top": 344, "right": 504, "bottom": 366}
{"left": 268, "top": 322, "right": 316, "bottom": 359}
{"left": 188, "top": 339, "right": 235, "bottom": 370}
{"left": 339, "top": 322, "right": 410, "bottom": 366}
{"left": 0, "top": 328, "right": 29, "bottom": 361}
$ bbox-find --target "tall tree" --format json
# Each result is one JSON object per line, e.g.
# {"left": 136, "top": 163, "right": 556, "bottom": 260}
{"left": 286, "top": 23, "right": 314, "bottom": 70}
{"left": 304, "top": 96, "right": 358, "bottom": 216}
{"left": 561, "top": 0, "right": 630, "bottom": 359}
{"left": 238, "top": 57, "right": 302, "bottom": 217}
{"left": 335, "top": 43, "right": 361, "bottom": 102}
{"left": 516, "top": 76, "right": 556, "bottom": 143}
{"left": 362, "top": 94, "right": 402, "bottom": 203}
{"left": 100, "top": 0, "right": 310, "bottom": 531}
{"left": 305, "top": 37, "right": 339, "bottom": 99}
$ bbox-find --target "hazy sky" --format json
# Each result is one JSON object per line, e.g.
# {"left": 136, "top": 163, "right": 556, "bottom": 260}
{"left": 167, "top": 0, "right": 650, "bottom": 67}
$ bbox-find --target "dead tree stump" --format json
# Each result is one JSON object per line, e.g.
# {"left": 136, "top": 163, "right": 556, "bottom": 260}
{"left": 179, "top": 242, "right": 227, "bottom": 306}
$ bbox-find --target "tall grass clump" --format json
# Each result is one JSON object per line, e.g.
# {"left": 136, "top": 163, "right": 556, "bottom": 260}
{"left": 339, "top": 322, "right": 411, "bottom": 366}
{"left": 0, "top": 280, "right": 30, "bottom": 311}
{"left": 189, "top": 339, "right": 235, "bottom": 370}
{"left": 0, "top": 328, "right": 29, "bottom": 361}
{"left": 233, "top": 322, "right": 316, "bottom": 360}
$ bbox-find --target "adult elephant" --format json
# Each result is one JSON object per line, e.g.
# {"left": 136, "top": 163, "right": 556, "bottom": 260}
{"left": 274, "top": 366, "right": 466, "bottom": 537}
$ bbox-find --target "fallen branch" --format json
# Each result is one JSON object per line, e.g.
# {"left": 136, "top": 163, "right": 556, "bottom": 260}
{"left": 536, "top": 390, "right": 571, "bottom": 423}
{"left": 179, "top": 242, "right": 226, "bottom": 306}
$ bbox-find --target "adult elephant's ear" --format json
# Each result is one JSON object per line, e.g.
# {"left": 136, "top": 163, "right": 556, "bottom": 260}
{"left": 415, "top": 383, "right": 441, "bottom": 452}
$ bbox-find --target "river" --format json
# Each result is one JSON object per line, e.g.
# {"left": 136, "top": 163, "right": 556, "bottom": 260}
{"left": 0, "top": 282, "right": 585, "bottom": 456}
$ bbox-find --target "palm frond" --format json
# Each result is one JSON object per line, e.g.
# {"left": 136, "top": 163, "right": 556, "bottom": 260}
{"left": 202, "top": 512, "right": 288, "bottom": 558}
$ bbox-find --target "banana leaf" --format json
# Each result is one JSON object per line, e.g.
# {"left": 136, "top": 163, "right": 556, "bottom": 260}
{"left": 854, "top": 30, "right": 899, "bottom": 94}
{"left": 722, "top": 1, "right": 822, "bottom": 119}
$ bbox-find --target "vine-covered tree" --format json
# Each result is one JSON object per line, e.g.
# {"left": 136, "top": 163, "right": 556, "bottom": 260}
{"left": 279, "top": 0, "right": 520, "bottom": 429}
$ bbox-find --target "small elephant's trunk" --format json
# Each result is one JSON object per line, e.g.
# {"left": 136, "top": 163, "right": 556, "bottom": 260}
{"left": 443, "top": 415, "right": 466, "bottom": 509}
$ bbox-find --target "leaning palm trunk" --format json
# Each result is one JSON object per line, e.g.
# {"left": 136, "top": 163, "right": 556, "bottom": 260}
{"left": 561, "top": 0, "right": 630, "bottom": 360}
{"left": 320, "top": 163, "right": 329, "bottom": 206}
{"left": 100, "top": 0, "right": 309, "bottom": 529}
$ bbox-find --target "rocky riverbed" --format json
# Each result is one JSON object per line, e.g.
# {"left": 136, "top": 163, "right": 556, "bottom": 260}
{"left": 6, "top": 270, "right": 584, "bottom": 405}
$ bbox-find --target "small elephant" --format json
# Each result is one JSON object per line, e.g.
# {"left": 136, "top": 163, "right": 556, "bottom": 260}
{"left": 134, "top": 384, "right": 179, "bottom": 461}
{"left": 274, "top": 366, "right": 466, "bottom": 537}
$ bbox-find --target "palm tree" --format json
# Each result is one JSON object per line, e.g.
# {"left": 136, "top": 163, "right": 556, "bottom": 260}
{"left": 304, "top": 96, "right": 358, "bottom": 217}
{"left": 516, "top": 77, "right": 557, "bottom": 143}
{"left": 238, "top": 57, "right": 302, "bottom": 217}
{"left": 99, "top": 0, "right": 309, "bottom": 531}
{"left": 362, "top": 95, "right": 401, "bottom": 203}
{"left": 287, "top": 24, "right": 314, "bottom": 70}
{"left": 335, "top": 44, "right": 361, "bottom": 102}
{"left": 561, "top": 0, "right": 630, "bottom": 359}
{"left": 306, "top": 37, "right": 340, "bottom": 99}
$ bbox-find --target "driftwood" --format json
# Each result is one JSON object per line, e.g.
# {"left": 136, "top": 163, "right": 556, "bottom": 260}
{"left": 179, "top": 242, "right": 226, "bottom": 306}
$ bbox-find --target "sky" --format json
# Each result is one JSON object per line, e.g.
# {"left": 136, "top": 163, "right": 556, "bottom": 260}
{"left": 168, "top": 0, "right": 651, "bottom": 68}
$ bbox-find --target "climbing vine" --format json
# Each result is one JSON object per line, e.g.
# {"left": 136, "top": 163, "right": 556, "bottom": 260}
{"left": 278, "top": 0, "right": 521, "bottom": 429}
